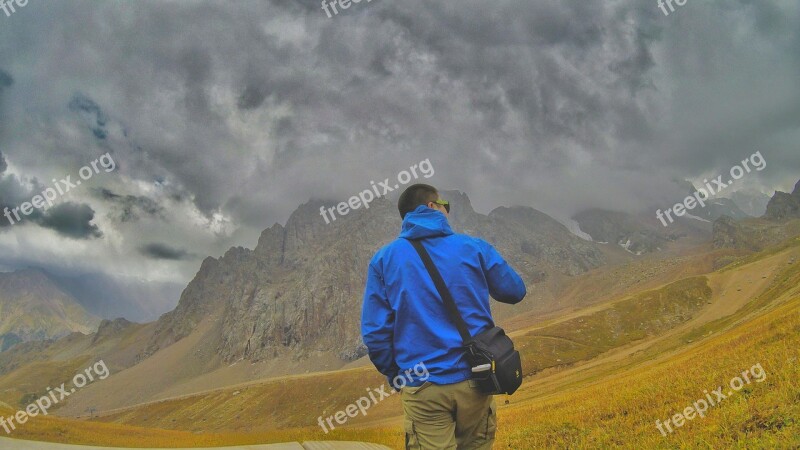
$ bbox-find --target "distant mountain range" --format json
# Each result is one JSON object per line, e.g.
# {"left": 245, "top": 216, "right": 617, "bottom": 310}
{"left": 573, "top": 178, "right": 800, "bottom": 258}
{"left": 0, "top": 269, "right": 101, "bottom": 351}
{"left": 571, "top": 179, "right": 763, "bottom": 255}
{"left": 713, "top": 179, "right": 800, "bottom": 251}
{"left": 572, "top": 209, "right": 691, "bottom": 255}
{"left": 0, "top": 267, "right": 183, "bottom": 352}
{"left": 1, "top": 181, "right": 798, "bottom": 415}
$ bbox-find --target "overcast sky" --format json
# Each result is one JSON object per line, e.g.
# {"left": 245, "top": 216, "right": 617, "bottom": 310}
{"left": 0, "top": 0, "right": 798, "bottom": 293}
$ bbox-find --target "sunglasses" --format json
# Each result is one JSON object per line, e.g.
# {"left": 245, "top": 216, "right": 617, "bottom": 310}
{"left": 431, "top": 199, "right": 450, "bottom": 214}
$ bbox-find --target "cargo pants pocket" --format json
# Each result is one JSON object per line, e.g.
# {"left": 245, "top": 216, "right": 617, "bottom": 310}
{"left": 482, "top": 402, "right": 497, "bottom": 441}
{"left": 404, "top": 417, "right": 419, "bottom": 450}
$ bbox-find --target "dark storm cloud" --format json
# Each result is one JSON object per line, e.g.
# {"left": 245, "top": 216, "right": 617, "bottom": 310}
{"left": 37, "top": 202, "right": 102, "bottom": 239}
{"left": 95, "top": 188, "right": 165, "bottom": 223}
{"left": 0, "top": 151, "right": 7, "bottom": 174}
{"left": 0, "top": 69, "right": 12, "bottom": 93}
{"left": 7, "top": 0, "right": 662, "bottom": 222}
{"left": 237, "top": 85, "right": 269, "bottom": 110}
{"left": 0, "top": 69, "right": 12, "bottom": 142}
{"left": 68, "top": 93, "right": 109, "bottom": 140}
{"left": 139, "top": 243, "right": 196, "bottom": 261}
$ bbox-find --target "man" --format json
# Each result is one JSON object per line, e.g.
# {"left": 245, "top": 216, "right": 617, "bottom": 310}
{"left": 361, "top": 184, "right": 527, "bottom": 449}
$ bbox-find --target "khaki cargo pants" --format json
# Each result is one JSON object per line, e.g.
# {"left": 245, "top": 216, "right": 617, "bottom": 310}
{"left": 400, "top": 379, "right": 497, "bottom": 450}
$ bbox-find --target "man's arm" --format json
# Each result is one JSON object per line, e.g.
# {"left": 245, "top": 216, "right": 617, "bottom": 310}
{"left": 361, "top": 260, "right": 400, "bottom": 386}
{"left": 479, "top": 240, "right": 527, "bottom": 304}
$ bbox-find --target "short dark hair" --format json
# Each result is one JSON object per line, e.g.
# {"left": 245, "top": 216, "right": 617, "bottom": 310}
{"left": 398, "top": 184, "right": 438, "bottom": 219}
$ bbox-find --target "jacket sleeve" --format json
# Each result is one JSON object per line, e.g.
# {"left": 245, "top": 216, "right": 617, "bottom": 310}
{"left": 479, "top": 240, "right": 527, "bottom": 304}
{"left": 361, "top": 259, "right": 400, "bottom": 386}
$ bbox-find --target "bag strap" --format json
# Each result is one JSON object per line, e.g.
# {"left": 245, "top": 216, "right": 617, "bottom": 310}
{"left": 405, "top": 238, "right": 473, "bottom": 343}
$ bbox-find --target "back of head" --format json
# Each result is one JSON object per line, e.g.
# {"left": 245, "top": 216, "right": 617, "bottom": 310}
{"left": 398, "top": 184, "right": 439, "bottom": 219}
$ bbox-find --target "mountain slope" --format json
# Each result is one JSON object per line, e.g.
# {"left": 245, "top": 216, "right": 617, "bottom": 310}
{"left": 0, "top": 269, "right": 101, "bottom": 351}
{"left": 572, "top": 208, "right": 696, "bottom": 255}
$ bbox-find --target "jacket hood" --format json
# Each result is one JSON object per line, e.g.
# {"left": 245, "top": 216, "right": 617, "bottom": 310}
{"left": 399, "top": 205, "right": 454, "bottom": 240}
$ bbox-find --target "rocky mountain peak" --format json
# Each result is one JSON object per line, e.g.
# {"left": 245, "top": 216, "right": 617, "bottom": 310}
{"left": 763, "top": 178, "right": 800, "bottom": 220}
{"left": 92, "top": 318, "right": 135, "bottom": 345}
{"left": 0, "top": 269, "right": 100, "bottom": 349}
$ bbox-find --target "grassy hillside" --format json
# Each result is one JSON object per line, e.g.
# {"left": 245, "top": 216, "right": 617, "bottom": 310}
{"left": 497, "top": 279, "right": 799, "bottom": 448}
{"left": 515, "top": 276, "right": 712, "bottom": 374}
{"left": 0, "top": 320, "right": 152, "bottom": 409}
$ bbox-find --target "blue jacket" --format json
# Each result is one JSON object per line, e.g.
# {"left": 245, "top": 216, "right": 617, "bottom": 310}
{"left": 361, "top": 205, "right": 527, "bottom": 388}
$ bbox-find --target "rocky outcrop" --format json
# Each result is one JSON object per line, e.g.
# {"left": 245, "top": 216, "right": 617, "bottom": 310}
{"left": 712, "top": 216, "right": 751, "bottom": 250}
{"left": 91, "top": 318, "right": 136, "bottom": 345}
{"left": 712, "top": 214, "right": 796, "bottom": 251}
{"left": 763, "top": 180, "right": 800, "bottom": 220}
{"left": 490, "top": 206, "right": 604, "bottom": 274}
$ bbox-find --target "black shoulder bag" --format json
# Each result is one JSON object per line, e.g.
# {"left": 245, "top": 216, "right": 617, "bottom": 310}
{"left": 406, "top": 238, "right": 523, "bottom": 395}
